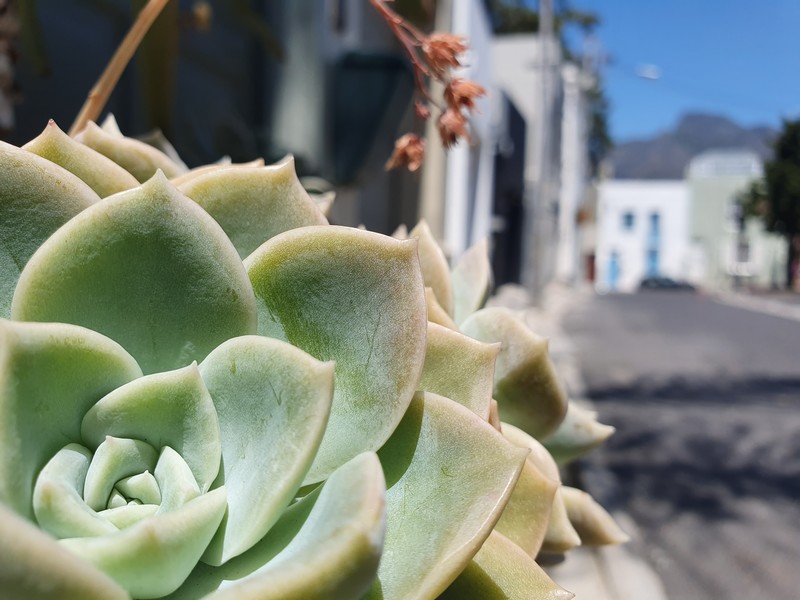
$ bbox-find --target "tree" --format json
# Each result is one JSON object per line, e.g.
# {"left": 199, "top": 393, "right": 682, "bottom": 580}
{"left": 743, "top": 119, "right": 800, "bottom": 289}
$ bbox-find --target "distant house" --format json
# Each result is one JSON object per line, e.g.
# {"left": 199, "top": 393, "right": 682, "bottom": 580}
{"left": 686, "top": 150, "right": 786, "bottom": 290}
{"left": 595, "top": 180, "right": 690, "bottom": 293}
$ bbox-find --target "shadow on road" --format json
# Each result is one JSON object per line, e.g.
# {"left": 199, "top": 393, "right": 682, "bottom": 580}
{"left": 565, "top": 293, "right": 800, "bottom": 598}
{"left": 588, "top": 374, "right": 800, "bottom": 405}
{"left": 588, "top": 374, "right": 800, "bottom": 522}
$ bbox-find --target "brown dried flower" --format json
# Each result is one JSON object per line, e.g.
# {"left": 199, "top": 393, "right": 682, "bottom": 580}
{"left": 437, "top": 108, "right": 470, "bottom": 148}
{"left": 415, "top": 101, "right": 432, "bottom": 120}
{"left": 385, "top": 133, "right": 426, "bottom": 171}
{"left": 422, "top": 33, "right": 467, "bottom": 75}
{"left": 444, "top": 78, "right": 486, "bottom": 113}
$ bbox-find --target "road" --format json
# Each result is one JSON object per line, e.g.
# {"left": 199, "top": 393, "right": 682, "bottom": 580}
{"left": 563, "top": 291, "right": 800, "bottom": 600}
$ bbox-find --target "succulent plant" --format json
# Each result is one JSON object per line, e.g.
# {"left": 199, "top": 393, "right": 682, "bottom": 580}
{"left": 0, "top": 120, "right": 623, "bottom": 599}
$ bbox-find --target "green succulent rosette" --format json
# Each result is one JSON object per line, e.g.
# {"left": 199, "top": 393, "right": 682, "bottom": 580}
{"left": 0, "top": 121, "right": 621, "bottom": 599}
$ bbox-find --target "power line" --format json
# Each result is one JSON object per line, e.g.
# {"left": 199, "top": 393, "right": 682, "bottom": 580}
{"left": 608, "top": 60, "right": 790, "bottom": 122}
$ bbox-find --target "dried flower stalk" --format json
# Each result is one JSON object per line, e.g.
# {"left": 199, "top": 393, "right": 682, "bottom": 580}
{"left": 69, "top": 0, "right": 170, "bottom": 136}
{"left": 371, "top": 0, "right": 486, "bottom": 171}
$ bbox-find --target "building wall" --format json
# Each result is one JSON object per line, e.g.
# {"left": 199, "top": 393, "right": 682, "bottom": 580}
{"left": 595, "top": 180, "right": 690, "bottom": 293}
{"left": 687, "top": 150, "right": 786, "bottom": 290}
{"left": 492, "top": 34, "right": 564, "bottom": 297}
{"left": 443, "top": 0, "right": 496, "bottom": 260}
{"left": 269, "top": 0, "right": 419, "bottom": 233}
{"left": 556, "top": 63, "right": 592, "bottom": 284}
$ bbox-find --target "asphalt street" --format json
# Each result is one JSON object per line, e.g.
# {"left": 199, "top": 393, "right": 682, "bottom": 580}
{"left": 564, "top": 291, "right": 800, "bottom": 600}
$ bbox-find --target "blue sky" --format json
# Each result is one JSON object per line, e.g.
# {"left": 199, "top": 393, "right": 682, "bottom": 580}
{"left": 556, "top": 0, "right": 800, "bottom": 141}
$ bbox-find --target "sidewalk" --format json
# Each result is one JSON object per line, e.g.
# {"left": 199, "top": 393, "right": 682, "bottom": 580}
{"left": 489, "top": 283, "right": 670, "bottom": 600}
{"left": 714, "top": 289, "right": 800, "bottom": 322}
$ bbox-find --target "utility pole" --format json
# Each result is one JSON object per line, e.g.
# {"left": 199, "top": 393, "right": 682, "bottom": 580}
{"left": 523, "top": 0, "right": 554, "bottom": 301}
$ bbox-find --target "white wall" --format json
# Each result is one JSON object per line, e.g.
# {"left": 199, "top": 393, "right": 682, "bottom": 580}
{"left": 596, "top": 180, "right": 690, "bottom": 293}
{"left": 556, "top": 63, "right": 592, "bottom": 283}
{"left": 443, "top": 0, "right": 496, "bottom": 260}
{"left": 493, "top": 34, "right": 564, "bottom": 296}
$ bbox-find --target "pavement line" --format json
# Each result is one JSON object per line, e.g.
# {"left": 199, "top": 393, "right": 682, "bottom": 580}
{"left": 714, "top": 293, "right": 800, "bottom": 323}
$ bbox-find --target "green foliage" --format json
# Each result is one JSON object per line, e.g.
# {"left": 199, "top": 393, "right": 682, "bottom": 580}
{"left": 587, "top": 79, "right": 613, "bottom": 175}
{"left": 490, "top": 1, "right": 599, "bottom": 36}
{"left": 741, "top": 119, "right": 800, "bottom": 286}
{"left": 761, "top": 119, "right": 800, "bottom": 236}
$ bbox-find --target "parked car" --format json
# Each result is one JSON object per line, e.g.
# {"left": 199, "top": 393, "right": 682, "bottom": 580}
{"left": 638, "top": 276, "right": 696, "bottom": 291}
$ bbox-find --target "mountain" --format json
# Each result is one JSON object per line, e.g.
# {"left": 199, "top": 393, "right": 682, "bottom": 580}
{"left": 610, "top": 113, "right": 777, "bottom": 179}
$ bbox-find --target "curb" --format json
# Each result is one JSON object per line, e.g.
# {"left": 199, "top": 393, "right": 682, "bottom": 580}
{"left": 490, "top": 283, "right": 670, "bottom": 600}
{"left": 714, "top": 290, "right": 800, "bottom": 322}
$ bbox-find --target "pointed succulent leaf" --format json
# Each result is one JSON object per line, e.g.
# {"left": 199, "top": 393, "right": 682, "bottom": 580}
{"left": 80, "top": 121, "right": 186, "bottom": 181}
{"left": 501, "top": 423, "right": 582, "bottom": 554}
{"left": 461, "top": 307, "right": 568, "bottom": 438}
{"left": 409, "top": 220, "right": 454, "bottom": 315}
{"left": 0, "top": 320, "right": 142, "bottom": 519}
{"left": 451, "top": 238, "right": 492, "bottom": 325}
{"left": 440, "top": 530, "right": 574, "bottom": 600}
{"left": 99, "top": 113, "right": 124, "bottom": 137}
{"left": 137, "top": 129, "right": 189, "bottom": 172}
{"left": 60, "top": 487, "right": 227, "bottom": 599}
{"left": 98, "top": 504, "right": 159, "bottom": 529}
{"left": 115, "top": 472, "right": 161, "bottom": 505}
{"left": 170, "top": 159, "right": 265, "bottom": 187}
{"left": 12, "top": 173, "right": 258, "bottom": 374}
{"left": 164, "top": 453, "right": 385, "bottom": 600}
{"left": 162, "top": 489, "right": 322, "bottom": 600}
{"left": 198, "top": 335, "right": 335, "bottom": 565}
{"left": 203, "top": 453, "right": 385, "bottom": 600}
{"left": 420, "top": 322, "right": 499, "bottom": 419}
{"left": 179, "top": 157, "right": 328, "bottom": 259}
{"left": 501, "top": 423, "right": 561, "bottom": 481}
{"left": 391, "top": 223, "right": 408, "bottom": 239}
{"left": 542, "top": 402, "right": 616, "bottom": 465}
{"left": 561, "top": 486, "right": 629, "bottom": 546}
{"left": 246, "top": 226, "right": 427, "bottom": 483}
{"left": 494, "top": 457, "right": 557, "bottom": 557}
{"left": 0, "top": 140, "right": 98, "bottom": 318}
{"left": 32, "top": 444, "right": 119, "bottom": 539}
{"left": 540, "top": 487, "right": 582, "bottom": 555}
{"left": 0, "top": 503, "right": 129, "bottom": 600}
{"left": 108, "top": 491, "right": 127, "bottom": 509}
{"left": 81, "top": 363, "right": 221, "bottom": 493}
{"left": 311, "top": 191, "right": 335, "bottom": 217}
{"left": 154, "top": 446, "right": 201, "bottom": 512}
{"left": 82, "top": 437, "right": 158, "bottom": 511}
{"left": 425, "top": 287, "right": 458, "bottom": 330}
{"left": 365, "top": 392, "right": 528, "bottom": 600}
{"left": 23, "top": 120, "right": 139, "bottom": 197}
{"left": 489, "top": 399, "right": 501, "bottom": 429}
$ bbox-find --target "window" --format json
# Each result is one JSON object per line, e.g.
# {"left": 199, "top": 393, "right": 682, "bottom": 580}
{"left": 649, "top": 212, "right": 660, "bottom": 233}
{"left": 621, "top": 212, "right": 635, "bottom": 231}
{"left": 648, "top": 212, "right": 661, "bottom": 246}
{"left": 736, "top": 238, "right": 751, "bottom": 263}
{"left": 646, "top": 249, "right": 660, "bottom": 276}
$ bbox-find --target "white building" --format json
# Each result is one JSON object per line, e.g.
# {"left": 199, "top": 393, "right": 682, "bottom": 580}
{"left": 487, "top": 32, "right": 599, "bottom": 295}
{"left": 556, "top": 62, "right": 594, "bottom": 284}
{"left": 418, "top": 1, "right": 503, "bottom": 264}
{"left": 595, "top": 180, "right": 690, "bottom": 293}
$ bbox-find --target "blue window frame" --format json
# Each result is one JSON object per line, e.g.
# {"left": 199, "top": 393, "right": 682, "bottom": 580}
{"left": 646, "top": 249, "right": 660, "bottom": 276}
{"left": 621, "top": 212, "right": 635, "bottom": 231}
